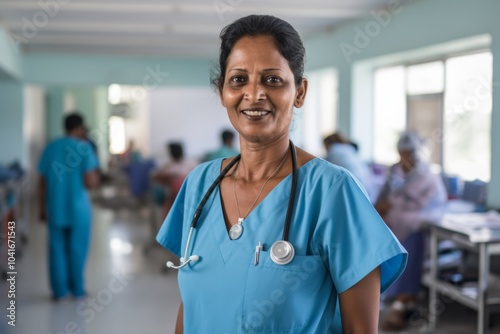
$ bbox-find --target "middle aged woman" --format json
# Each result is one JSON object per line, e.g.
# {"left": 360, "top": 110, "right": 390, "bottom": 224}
{"left": 157, "top": 15, "right": 407, "bottom": 334}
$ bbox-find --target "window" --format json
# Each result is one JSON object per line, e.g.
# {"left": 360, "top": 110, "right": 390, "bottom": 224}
{"left": 108, "top": 116, "right": 126, "bottom": 154}
{"left": 373, "top": 51, "right": 492, "bottom": 181}
{"left": 297, "top": 68, "right": 337, "bottom": 156}
{"left": 407, "top": 61, "right": 444, "bottom": 95}
{"left": 107, "top": 84, "right": 149, "bottom": 156}
{"left": 443, "top": 52, "right": 492, "bottom": 181}
{"left": 373, "top": 66, "right": 406, "bottom": 165}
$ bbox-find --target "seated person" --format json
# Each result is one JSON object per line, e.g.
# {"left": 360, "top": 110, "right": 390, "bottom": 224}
{"left": 375, "top": 130, "right": 447, "bottom": 331}
{"left": 324, "top": 132, "right": 375, "bottom": 201}
{"left": 153, "top": 142, "right": 198, "bottom": 216}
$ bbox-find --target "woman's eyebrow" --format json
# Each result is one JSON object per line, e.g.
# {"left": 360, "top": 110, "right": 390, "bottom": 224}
{"left": 228, "top": 68, "right": 285, "bottom": 73}
{"left": 263, "top": 68, "right": 285, "bottom": 72}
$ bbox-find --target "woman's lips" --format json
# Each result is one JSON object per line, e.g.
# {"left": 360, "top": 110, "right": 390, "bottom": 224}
{"left": 241, "top": 109, "right": 271, "bottom": 117}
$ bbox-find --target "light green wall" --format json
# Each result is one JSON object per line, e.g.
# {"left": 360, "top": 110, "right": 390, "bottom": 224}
{"left": 45, "top": 87, "right": 65, "bottom": 140}
{"left": 304, "top": 0, "right": 500, "bottom": 208}
{"left": 69, "top": 87, "right": 98, "bottom": 129}
{"left": 305, "top": 0, "right": 498, "bottom": 70}
{"left": 0, "top": 81, "right": 24, "bottom": 164}
{"left": 0, "top": 28, "right": 22, "bottom": 80}
{"left": 23, "top": 53, "right": 212, "bottom": 87}
{"left": 68, "top": 86, "right": 110, "bottom": 169}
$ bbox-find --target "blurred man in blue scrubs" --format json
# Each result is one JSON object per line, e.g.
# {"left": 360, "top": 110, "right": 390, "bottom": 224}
{"left": 38, "top": 112, "right": 99, "bottom": 300}
{"left": 202, "top": 129, "right": 239, "bottom": 162}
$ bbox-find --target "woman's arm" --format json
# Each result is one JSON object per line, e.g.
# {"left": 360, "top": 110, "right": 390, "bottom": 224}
{"left": 339, "top": 267, "right": 381, "bottom": 334}
{"left": 175, "top": 301, "right": 183, "bottom": 334}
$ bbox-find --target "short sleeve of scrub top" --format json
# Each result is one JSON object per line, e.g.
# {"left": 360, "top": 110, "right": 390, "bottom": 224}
{"left": 156, "top": 158, "right": 407, "bottom": 334}
{"left": 156, "top": 180, "right": 188, "bottom": 258}
{"left": 316, "top": 170, "right": 407, "bottom": 294}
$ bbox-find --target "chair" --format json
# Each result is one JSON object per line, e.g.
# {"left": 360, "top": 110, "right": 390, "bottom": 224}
{"left": 124, "top": 159, "right": 156, "bottom": 198}
{"left": 461, "top": 179, "right": 487, "bottom": 206}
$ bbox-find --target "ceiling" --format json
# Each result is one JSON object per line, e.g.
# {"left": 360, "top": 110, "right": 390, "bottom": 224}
{"left": 0, "top": 0, "right": 396, "bottom": 58}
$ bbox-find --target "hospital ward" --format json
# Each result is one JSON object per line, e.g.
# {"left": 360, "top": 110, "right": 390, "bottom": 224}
{"left": 1, "top": 0, "right": 500, "bottom": 333}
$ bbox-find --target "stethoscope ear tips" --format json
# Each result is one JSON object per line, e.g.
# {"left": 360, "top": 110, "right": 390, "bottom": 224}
{"left": 166, "top": 255, "right": 199, "bottom": 269}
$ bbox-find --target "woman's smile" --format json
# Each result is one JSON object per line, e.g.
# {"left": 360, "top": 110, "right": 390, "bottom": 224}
{"left": 240, "top": 108, "right": 272, "bottom": 118}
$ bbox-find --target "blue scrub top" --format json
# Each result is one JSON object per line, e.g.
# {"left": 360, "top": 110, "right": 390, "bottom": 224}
{"left": 157, "top": 158, "right": 407, "bottom": 333}
{"left": 38, "top": 137, "right": 98, "bottom": 228}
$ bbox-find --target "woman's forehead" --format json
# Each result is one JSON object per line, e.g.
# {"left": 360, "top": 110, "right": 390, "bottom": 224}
{"left": 225, "top": 35, "right": 290, "bottom": 72}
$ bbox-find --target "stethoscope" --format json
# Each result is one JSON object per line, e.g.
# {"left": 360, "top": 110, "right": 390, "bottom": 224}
{"left": 167, "top": 140, "right": 298, "bottom": 269}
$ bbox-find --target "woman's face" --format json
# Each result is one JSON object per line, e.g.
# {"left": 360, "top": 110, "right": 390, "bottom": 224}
{"left": 219, "top": 35, "right": 307, "bottom": 145}
{"left": 399, "top": 150, "right": 416, "bottom": 172}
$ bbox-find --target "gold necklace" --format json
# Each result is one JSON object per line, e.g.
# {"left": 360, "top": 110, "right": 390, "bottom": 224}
{"left": 229, "top": 150, "right": 289, "bottom": 240}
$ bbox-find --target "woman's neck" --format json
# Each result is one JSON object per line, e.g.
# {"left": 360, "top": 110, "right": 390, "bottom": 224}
{"left": 236, "top": 140, "right": 291, "bottom": 182}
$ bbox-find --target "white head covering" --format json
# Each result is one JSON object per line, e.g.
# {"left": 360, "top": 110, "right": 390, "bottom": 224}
{"left": 397, "top": 130, "right": 426, "bottom": 163}
{"left": 397, "top": 130, "right": 423, "bottom": 151}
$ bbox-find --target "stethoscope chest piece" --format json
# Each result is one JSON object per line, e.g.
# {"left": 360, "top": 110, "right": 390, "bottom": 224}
{"left": 270, "top": 240, "right": 295, "bottom": 265}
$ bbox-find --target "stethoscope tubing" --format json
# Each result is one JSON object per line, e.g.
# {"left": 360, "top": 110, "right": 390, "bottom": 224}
{"left": 282, "top": 141, "right": 297, "bottom": 241}
{"left": 168, "top": 140, "right": 297, "bottom": 269}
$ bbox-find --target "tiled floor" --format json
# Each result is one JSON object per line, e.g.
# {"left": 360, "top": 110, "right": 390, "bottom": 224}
{"left": 2, "top": 195, "right": 499, "bottom": 334}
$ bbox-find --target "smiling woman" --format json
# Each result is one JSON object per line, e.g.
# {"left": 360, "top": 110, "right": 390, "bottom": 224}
{"left": 156, "top": 14, "right": 407, "bottom": 334}
{"left": 219, "top": 34, "right": 305, "bottom": 146}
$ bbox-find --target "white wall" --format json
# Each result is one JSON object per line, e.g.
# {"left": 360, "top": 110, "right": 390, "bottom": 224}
{"left": 148, "top": 87, "right": 234, "bottom": 162}
{"left": 23, "top": 85, "right": 45, "bottom": 218}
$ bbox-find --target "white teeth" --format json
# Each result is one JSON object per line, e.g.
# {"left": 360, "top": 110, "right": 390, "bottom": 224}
{"left": 242, "top": 110, "right": 268, "bottom": 116}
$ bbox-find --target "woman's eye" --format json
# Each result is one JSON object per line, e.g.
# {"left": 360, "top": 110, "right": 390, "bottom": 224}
{"left": 229, "top": 76, "right": 246, "bottom": 84}
{"left": 265, "top": 76, "right": 282, "bottom": 84}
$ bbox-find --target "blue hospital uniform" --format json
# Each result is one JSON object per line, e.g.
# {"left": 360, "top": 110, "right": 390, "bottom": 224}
{"left": 38, "top": 136, "right": 98, "bottom": 298}
{"left": 157, "top": 158, "right": 407, "bottom": 333}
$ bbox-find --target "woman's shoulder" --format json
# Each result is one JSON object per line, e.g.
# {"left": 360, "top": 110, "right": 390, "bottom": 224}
{"left": 186, "top": 159, "right": 221, "bottom": 180}
{"left": 299, "top": 156, "right": 356, "bottom": 185}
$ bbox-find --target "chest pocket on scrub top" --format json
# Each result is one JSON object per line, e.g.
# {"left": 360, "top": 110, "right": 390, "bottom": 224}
{"left": 241, "top": 251, "right": 328, "bottom": 332}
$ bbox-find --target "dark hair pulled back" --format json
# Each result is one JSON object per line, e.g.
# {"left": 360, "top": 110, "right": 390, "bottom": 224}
{"left": 211, "top": 15, "right": 306, "bottom": 89}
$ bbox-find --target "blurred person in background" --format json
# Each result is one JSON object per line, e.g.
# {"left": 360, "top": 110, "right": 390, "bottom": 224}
{"left": 324, "top": 132, "right": 375, "bottom": 202}
{"left": 375, "top": 130, "right": 447, "bottom": 331}
{"left": 202, "top": 129, "right": 239, "bottom": 162}
{"left": 153, "top": 142, "right": 198, "bottom": 216}
{"left": 122, "top": 139, "right": 143, "bottom": 164}
{"left": 38, "top": 112, "right": 99, "bottom": 301}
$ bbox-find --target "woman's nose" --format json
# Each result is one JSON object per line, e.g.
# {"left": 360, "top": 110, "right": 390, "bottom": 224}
{"left": 244, "top": 81, "right": 266, "bottom": 102}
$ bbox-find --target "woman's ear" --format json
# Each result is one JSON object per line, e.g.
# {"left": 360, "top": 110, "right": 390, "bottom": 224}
{"left": 294, "top": 78, "right": 308, "bottom": 108}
